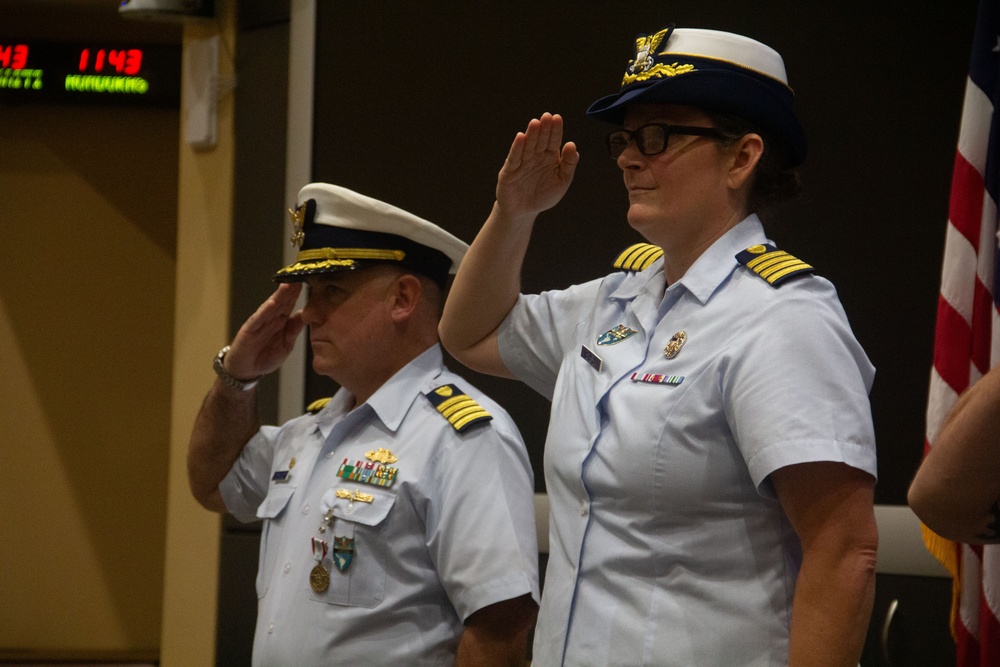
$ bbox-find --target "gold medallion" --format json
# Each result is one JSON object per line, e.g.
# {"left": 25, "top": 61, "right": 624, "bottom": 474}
{"left": 310, "top": 563, "right": 330, "bottom": 593}
{"left": 664, "top": 331, "right": 687, "bottom": 359}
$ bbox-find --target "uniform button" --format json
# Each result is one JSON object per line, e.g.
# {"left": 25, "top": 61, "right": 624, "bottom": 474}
{"left": 302, "top": 503, "right": 310, "bottom": 515}
{"left": 267, "top": 622, "right": 275, "bottom": 634}
{"left": 283, "top": 562, "right": 291, "bottom": 574}
{"left": 579, "top": 500, "right": 588, "bottom": 516}
{"left": 325, "top": 451, "right": 335, "bottom": 459}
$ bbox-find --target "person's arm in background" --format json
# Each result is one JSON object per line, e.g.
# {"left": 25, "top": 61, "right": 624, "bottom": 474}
{"left": 772, "top": 462, "right": 879, "bottom": 667}
{"left": 909, "top": 363, "right": 1000, "bottom": 543}
{"left": 439, "top": 112, "right": 578, "bottom": 377}
{"left": 187, "top": 282, "right": 304, "bottom": 512}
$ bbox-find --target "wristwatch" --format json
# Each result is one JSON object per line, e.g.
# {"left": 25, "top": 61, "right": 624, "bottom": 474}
{"left": 213, "top": 345, "right": 263, "bottom": 391}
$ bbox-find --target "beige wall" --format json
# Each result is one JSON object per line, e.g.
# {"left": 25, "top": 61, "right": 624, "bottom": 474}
{"left": 0, "top": 4, "right": 235, "bottom": 664}
{"left": 0, "top": 105, "right": 177, "bottom": 653}
{"left": 158, "top": 12, "right": 236, "bottom": 666}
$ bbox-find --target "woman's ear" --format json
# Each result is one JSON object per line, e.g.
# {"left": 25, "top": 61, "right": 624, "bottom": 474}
{"left": 727, "top": 132, "right": 764, "bottom": 190}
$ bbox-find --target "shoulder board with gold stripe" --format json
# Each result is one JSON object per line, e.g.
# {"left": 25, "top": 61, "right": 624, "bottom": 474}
{"left": 613, "top": 243, "right": 663, "bottom": 272}
{"left": 424, "top": 384, "right": 493, "bottom": 433}
{"left": 735, "top": 244, "right": 814, "bottom": 287}
{"left": 306, "top": 397, "right": 332, "bottom": 414}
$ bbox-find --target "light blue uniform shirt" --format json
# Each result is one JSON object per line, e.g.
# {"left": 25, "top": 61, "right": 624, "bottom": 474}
{"left": 220, "top": 344, "right": 539, "bottom": 666}
{"left": 499, "top": 216, "right": 876, "bottom": 666}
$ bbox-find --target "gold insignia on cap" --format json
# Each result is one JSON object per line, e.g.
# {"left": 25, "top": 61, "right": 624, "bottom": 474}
{"left": 613, "top": 243, "right": 664, "bottom": 272}
{"left": 627, "top": 27, "right": 671, "bottom": 75}
{"left": 623, "top": 61, "right": 696, "bottom": 87}
{"left": 664, "top": 331, "right": 687, "bottom": 359}
{"left": 288, "top": 203, "right": 307, "bottom": 247}
{"left": 294, "top": 247, "right": 406, "bottom": 263}
{"left": 273, "top": 248, "right": 409, "bottom": 281}
{"left": 276, "top": 259, "right": 357, "bottom": 277}
{"left": 426, "top": 384, "right": 493, "bottom": 433}
{"left": 621, "top": 25, "right": 696, "bottom": 86}
{"left": 365, "top": 448, "right": 398, "bottom": 465}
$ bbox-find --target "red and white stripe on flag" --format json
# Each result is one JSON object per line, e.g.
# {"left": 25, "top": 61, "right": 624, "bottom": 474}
{"left": 924, "top": 1, "right": 1000, "bottom": 664}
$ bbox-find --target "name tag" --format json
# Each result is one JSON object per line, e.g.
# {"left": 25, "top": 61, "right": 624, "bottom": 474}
{"left": 580, "top": 345, "right": 603, "bottom": 372}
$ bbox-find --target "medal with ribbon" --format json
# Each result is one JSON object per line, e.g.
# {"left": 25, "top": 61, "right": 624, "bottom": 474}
{"left": 310, "top": 537, "right": 330, "bottom": 592}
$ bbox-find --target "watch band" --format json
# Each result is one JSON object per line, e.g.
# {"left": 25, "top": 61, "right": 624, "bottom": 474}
{"left": 213, "top": 345, "right": 263, "bottom": 392}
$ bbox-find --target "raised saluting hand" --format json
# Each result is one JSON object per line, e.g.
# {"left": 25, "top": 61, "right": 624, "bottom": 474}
{"left": 223, "top": 282, "right": 306, "bottom": 381}
{"left": 495, "top": 112, "right": 580, "bottom": 221}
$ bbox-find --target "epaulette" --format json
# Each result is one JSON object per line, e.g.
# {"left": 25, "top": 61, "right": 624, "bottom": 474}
{"left": 613, "top": 243, "right": 663, "bottom": 272}
{"left": 306, "top": 397, "right": 332, "bottom": 414}
{"left": 735, "top": 244, "right": 814, "bottom": 287}
{"left": 424, "top": 384, "right": 493, "bottom": 433}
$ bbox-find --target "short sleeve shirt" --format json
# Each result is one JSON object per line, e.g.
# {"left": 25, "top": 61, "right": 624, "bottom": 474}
{"left": 499, "top": 216, "right": 876, "bottom": 666}
{"left": 219, "top": 344, "right": 540, "bottom": 666}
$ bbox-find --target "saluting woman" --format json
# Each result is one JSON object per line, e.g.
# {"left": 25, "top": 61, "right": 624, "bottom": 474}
{"left": 440, "top": 24, "right": 878, "bottom": 667}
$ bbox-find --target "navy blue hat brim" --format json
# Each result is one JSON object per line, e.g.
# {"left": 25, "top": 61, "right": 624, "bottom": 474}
{"left": 587, "top": 68, "right": 807, "bottom": 167}
{"left": 274, "top": 222, "right": 453, "bottom": 287}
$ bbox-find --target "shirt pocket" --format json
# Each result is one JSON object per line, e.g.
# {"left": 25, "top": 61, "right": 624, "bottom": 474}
{"left": 254, "top": 484, "right": 296, "bottom": 599}
{"left": 309, "top": 488, "right": 395, "bottom": 608}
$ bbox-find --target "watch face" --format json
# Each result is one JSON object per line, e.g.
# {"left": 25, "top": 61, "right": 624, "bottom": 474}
{"left": 214, "top": 346, "right": 260, "bottom": 391}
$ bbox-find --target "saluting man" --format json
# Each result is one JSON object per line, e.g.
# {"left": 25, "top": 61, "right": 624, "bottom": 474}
{"left": 188, "top": 183, "right": 539, "bottom": 666}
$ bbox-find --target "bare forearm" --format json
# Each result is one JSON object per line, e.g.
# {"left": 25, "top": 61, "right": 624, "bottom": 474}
{"left": 454, "top": 595, "right": 536, "bottom": 667}
{"left": 788, "top": 548, "right": 877, "bottom": 666}
{"left": 441, "top": 113, "right": 578, "bottom": 374}
{"left": 186, "top": 284, "right": 302, "bottom": 511}
{"left": 187, "top": 379, "right": 260, "bottom": 512}
{"left": 455, "top": 628, "right": 529, "bottom": 667}
{"left": 772, "top": 463, "right": 877, "bottom": 666}
{"left": 439, "top": 201, "right": 535, "bottom": 371}
{"left": 910, "top": 365, "right": 1000, "bottom": 542}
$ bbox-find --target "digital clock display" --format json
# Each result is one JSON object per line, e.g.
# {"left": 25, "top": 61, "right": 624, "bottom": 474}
{"left": 77, "top": 48, "right": 144, "bottom": 76}
{"left": 0, "top": 39, "right": 180, "bottom": 107}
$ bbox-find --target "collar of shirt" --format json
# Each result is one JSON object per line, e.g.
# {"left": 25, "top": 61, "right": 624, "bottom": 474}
{"left": 314, "top": 343, "right": 445, "bottom": 440}
{"left": 668, "top": 214, "right": 768, "bottom": 305}
{"left": 606, "top": 215, "right": 768, "bottom": 308}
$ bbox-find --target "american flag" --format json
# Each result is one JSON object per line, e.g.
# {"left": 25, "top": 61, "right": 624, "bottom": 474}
{"left": 924, "top": 0, "right": 1000, "bottom": 663}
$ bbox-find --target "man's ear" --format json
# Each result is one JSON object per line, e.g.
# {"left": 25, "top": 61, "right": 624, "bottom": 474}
{"left": 389, "top": 273, "right": 422, "bottom": 323}
{"left": 727, "top": 132, "right": 764, "bottom": 190}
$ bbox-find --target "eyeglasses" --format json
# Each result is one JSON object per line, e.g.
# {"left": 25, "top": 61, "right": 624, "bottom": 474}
{"left": 605, "top": 123, "right": 724, "bottom": 159}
